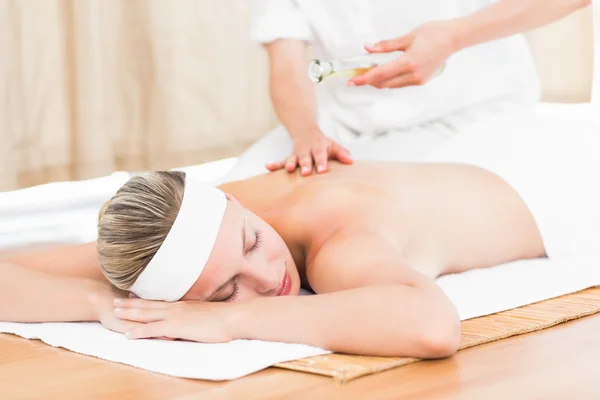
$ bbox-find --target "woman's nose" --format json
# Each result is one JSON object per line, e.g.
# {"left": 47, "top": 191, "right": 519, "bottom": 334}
{"left": 247, "top": 260, "right": 282, "bottom": 295}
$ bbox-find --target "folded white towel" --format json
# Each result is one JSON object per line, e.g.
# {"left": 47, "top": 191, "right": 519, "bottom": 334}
{"left": 0, "top": 159, "right": 237, "bottom": 250}
{"left": 0, "top": 173, "right": 132, "bottom": 250}
{"left": 0, "top": 322, "right": 329, "bottom": 381}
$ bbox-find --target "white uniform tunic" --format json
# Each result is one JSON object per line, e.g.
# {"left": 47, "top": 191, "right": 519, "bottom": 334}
{"left": 223, "top": 0, "right": 541, "bottom": 182}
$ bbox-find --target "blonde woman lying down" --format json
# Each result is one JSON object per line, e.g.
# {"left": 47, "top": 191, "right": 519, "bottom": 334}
{"left": 1, "top": 127, "right": 596, "bottom": 360}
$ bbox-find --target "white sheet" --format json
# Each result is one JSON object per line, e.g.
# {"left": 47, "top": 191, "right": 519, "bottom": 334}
{"left": 0, "top": 158, "right": 237, "bottom": 250}
{"left": 1, "top": 104, "right": 599, "bottom": 381}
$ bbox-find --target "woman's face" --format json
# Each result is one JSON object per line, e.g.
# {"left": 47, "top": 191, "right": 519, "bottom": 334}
{"left": 182, "top": 196, "right": 300, "bottom": 302}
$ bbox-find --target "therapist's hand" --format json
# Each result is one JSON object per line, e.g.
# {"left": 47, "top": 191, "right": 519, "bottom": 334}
{"left": 265, "top": 130, "right": 353, "bottom": 176}
{"left": 348, "top": 21, "right": 457, "bottom": 89}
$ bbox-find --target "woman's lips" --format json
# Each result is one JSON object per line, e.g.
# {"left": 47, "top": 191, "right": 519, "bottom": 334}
{"left": 276, "top": 270, "right": 292, "bottom": 296}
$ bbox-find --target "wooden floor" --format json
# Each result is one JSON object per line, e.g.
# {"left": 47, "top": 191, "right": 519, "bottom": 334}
{"left": 2, "top": 314, "right": 599, "bottom": 399}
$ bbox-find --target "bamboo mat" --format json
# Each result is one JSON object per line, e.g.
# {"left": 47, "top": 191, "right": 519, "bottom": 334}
{"left": 275, "top": 286, "right": 600, "bottom": 383}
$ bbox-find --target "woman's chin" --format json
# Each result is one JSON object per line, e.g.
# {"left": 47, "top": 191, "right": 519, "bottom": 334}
{"left": 289, "top": 269, "right": 304, "bottom": 296}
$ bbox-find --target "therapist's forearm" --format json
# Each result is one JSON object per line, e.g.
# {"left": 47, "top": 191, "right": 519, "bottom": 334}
{"left": 0, "top": 261, "right": 103, "bottom": 323}
{"left": 452, "top": 0, "right": 591, "bottom": 51}
{"left": 266, "top": 40, "right": 321, "bottom": 140}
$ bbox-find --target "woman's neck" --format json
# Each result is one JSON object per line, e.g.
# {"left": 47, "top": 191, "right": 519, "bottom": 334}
{"left": 217, "top": 171, "right": 299, "bottom": 215}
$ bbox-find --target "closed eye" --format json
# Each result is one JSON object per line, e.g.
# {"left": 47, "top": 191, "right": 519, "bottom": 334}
{"left": 249, "top": 228, "right": 262, "bottom": 253}
{"left": 223, "top": 279, "right": 239, "bottom": 302}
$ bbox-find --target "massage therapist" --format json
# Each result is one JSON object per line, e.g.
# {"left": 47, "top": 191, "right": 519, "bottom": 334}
{"left": 221, "top": 0, "right": 591, "bottom": 183}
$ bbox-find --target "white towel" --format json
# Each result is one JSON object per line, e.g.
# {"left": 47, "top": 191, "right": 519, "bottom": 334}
{"left": 423, "top": 113, "right": 600, "bottom": 259}
{"left": 0, "top": 172, "right": 132, "bottom": 250}
{"left": 0, "top": 158, "right": 236, "bottom": 250}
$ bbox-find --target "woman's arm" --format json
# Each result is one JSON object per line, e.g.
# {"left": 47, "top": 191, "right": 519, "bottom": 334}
{"left": 0, "top": 260, "right": 105, "bottom": 322}
{"left": 236, "top": 284, "right": 460, "bottom": 358}
{"left": 0, "top": 242, "right": 106, "bottom": 321}
{"left": 115, "top": 236, "right": 461, "bottom": 358}
{"left": 236, "top": 236, "right": 460, "bottom": 358}
{"left": 1, "top": 242, "right": 105, "bottom": 281}
{"left": 115, "top": 278, "right": 459, "bottom": 358}
{"left": 0, "top": 243, "right": 140, "bottom": 333}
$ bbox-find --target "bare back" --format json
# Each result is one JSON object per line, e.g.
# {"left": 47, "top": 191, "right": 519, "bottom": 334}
{"left": 219, "top": 161, "right": 545, "bottom": 281}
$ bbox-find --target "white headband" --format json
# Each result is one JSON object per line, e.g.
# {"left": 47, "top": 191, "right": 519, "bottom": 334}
{"left": 129, "top": 178, "right": 227, "bottom": 301}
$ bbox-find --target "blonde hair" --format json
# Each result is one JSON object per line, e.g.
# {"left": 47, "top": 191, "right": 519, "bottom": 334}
{"left": 97, "top": 171, "right": 186, "bottom": 290}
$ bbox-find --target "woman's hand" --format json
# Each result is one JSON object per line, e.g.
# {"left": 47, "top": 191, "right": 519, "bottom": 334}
{"left": 348, "top": 21, "right": 457, "bottom": 89}
{"left": 88, "top": 285, "right": 143, "bottom": 335}
{"left": 265, "top": 130, "right": 352, "bottom": 176}
{"left": 112, "top": 298, "right": 236, "bottom": 342}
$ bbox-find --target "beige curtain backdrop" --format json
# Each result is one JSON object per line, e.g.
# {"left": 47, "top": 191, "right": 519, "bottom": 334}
{"left": 526, "top": 4, "right": 595, "bottom": 103}
{"left": 0, "top": 0, "right": 277, "bottom": 192}
{"left": 0, "top": 1, "right": 595, "bottom": 192}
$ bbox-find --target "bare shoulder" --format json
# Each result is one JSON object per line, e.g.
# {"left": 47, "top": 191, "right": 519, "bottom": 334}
{"left": 289, "top": 179, "right": 359, "bottom": 219}
{"left": 0, "top": 241, "right": 104, "bottom": 281}
{"left": 306, "top": 230, "right": 433, "bottom": 294}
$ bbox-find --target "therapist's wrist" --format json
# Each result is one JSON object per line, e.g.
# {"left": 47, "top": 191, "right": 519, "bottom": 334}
{"left": 445, "top": 17, "right": 475, "bottom": 53}
{"left": 288, "top": 125, "right": 323, "bottom": 144}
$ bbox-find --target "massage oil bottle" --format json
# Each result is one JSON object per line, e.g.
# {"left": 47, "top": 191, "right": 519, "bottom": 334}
{"left": 308, "top": 51, "right": 446, "bottom": 83}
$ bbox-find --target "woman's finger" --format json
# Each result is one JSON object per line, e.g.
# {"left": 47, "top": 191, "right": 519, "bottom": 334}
{"left": 109, "top": 319, "right": 143, "bottom": 334}
{"left": 114, "top": 307, "right": 168, "bottom": 323}
{"left": 113, "top": 298, "right": 169, "bottom": 309}
{"left": 126, "top": 321, "right": 170, "bottom": 340}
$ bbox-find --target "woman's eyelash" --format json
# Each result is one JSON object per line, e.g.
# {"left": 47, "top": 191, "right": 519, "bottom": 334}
{"left": 225, "top": 229, "right": 261, "bottom": 302}
{"left": 224, "top": 280, "right": 239, "bottom": 302}
{"left": 249, "top": 228, "right": 262, "bottom": 253}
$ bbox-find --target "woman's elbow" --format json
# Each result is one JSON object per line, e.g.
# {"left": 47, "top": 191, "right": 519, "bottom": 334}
{"left": 418, "top": 285, "right": 462, "bottom": 358}
{"left": 377, "top": 284, "right": 462, "bottom": 359}
{"left": 418, "top": 288, "right": 462, "bottom": 358}
{"left": 420, "top": 316, "right": 462, "bottom": 358}
{"left": 384, "top": 313, "right": 461, "bottom": 359}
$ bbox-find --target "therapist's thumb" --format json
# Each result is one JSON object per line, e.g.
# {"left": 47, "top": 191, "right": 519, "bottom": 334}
{"left": 366, "top": 35, "right": 411, "bottom": 53}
